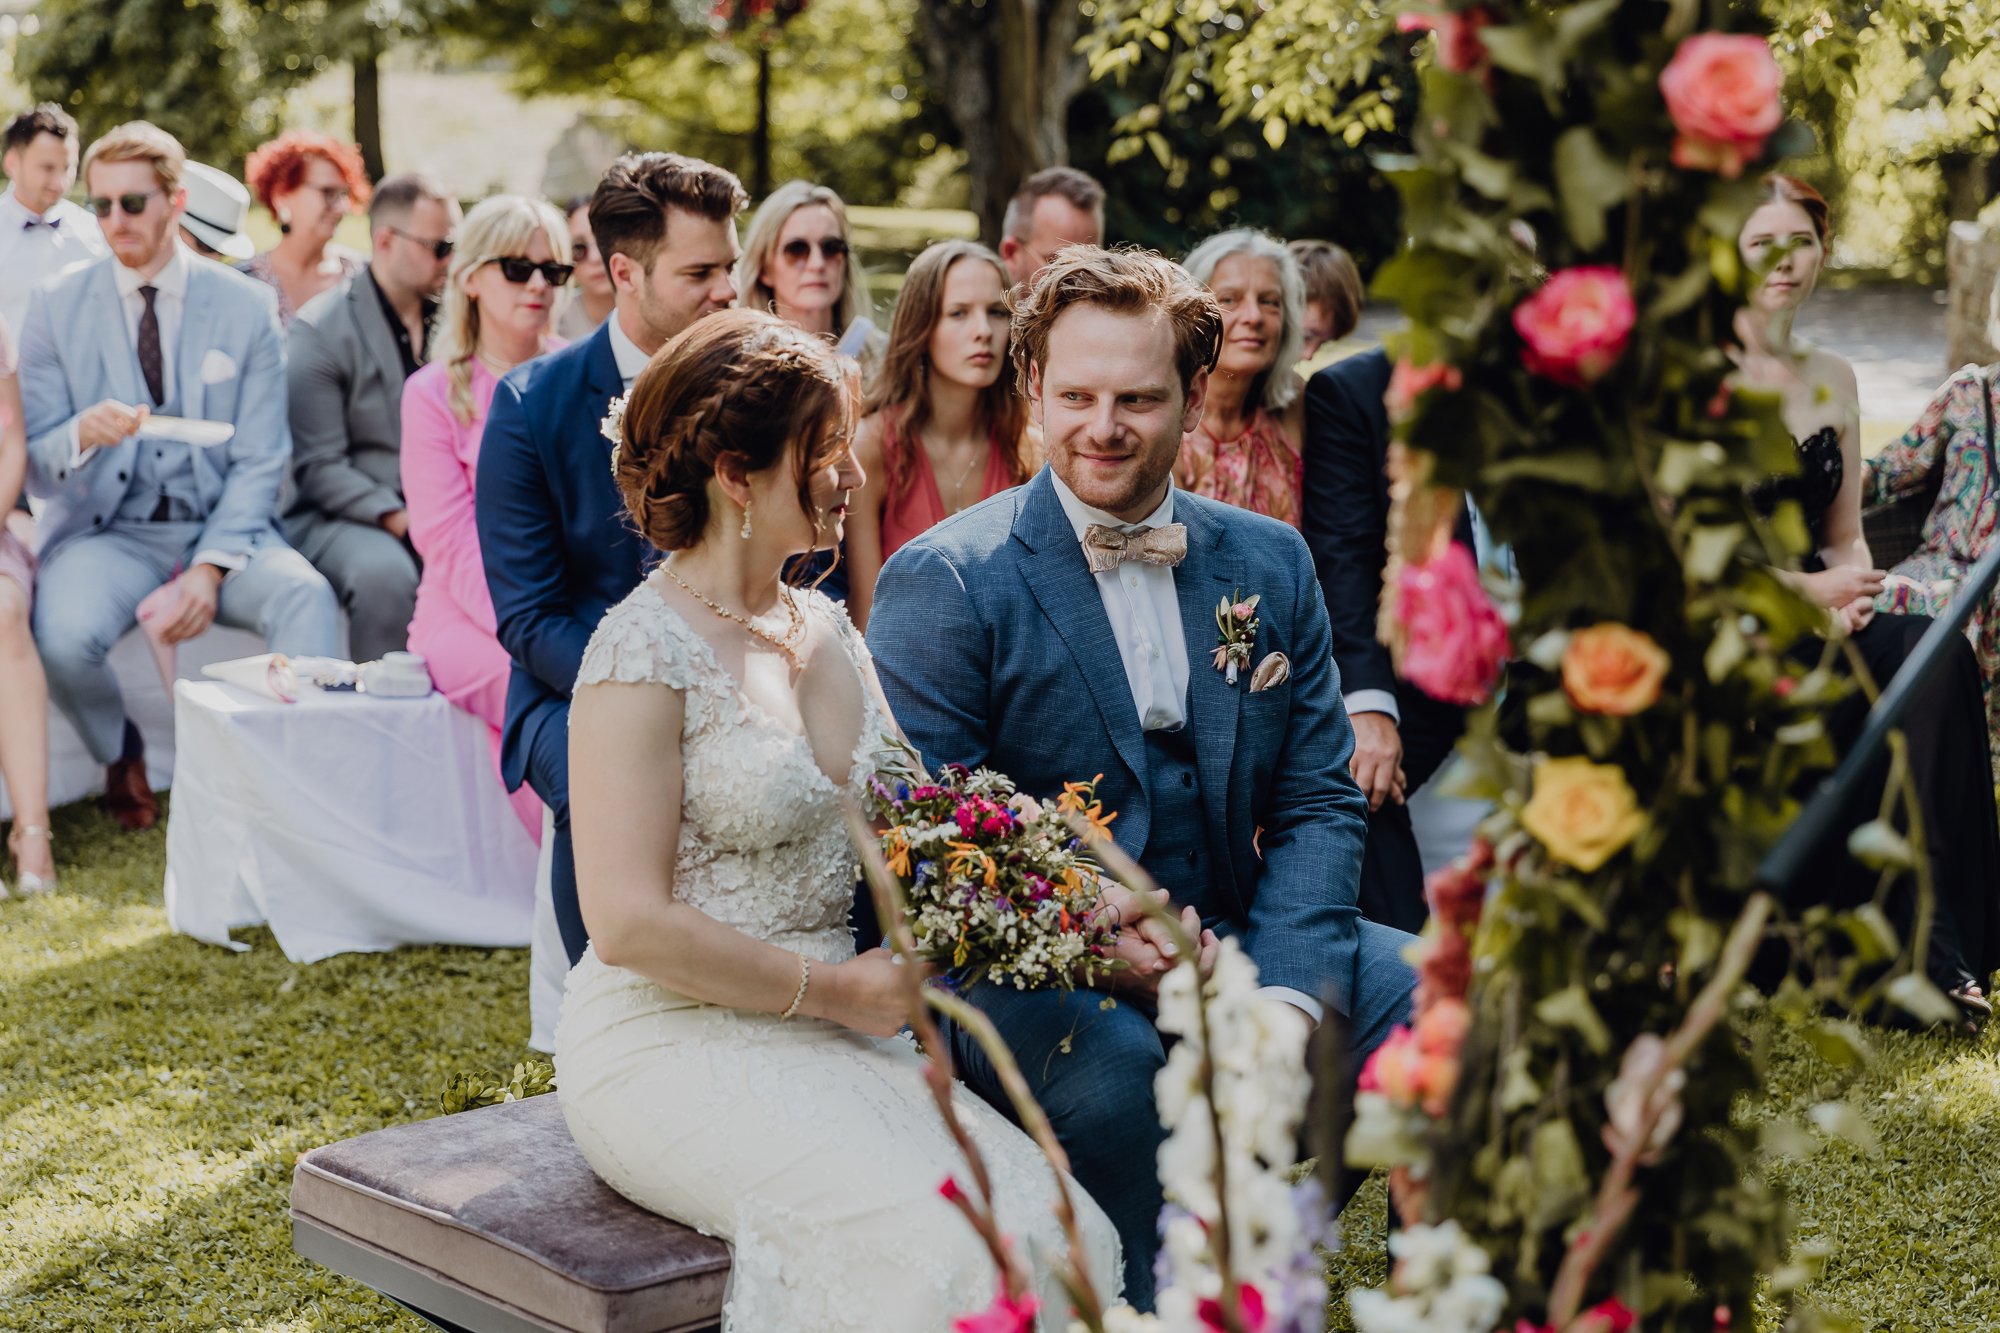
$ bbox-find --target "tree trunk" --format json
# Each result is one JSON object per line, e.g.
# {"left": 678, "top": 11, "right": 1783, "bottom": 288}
{"left": 753, "top": 41, "right": 774, "bottom": 199}
{"left": 354, "top": 38, "right": 386, "bottom": 182}
{"left": 915, "top": 0, "right": 1087, "bottom": 244}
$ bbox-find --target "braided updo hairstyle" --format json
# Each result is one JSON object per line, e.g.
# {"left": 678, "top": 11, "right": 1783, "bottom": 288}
{"left": 615, "top": 308, "right": 857, "bottom": 552}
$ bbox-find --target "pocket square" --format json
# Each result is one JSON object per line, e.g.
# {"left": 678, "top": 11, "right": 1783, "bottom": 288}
{"left": 199, "top": 349, "right": 238, "bottom": 385}
{"left": 1250, "top": 652, "right": 1290, "bottom": 692}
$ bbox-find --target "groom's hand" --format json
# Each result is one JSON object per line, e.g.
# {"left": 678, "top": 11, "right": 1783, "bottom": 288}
{"left": 1096, "top": 885, "right": 1202, "bottom": 999}
{"left": 1349, "top": 711, "right": 1407, "bottom": 812}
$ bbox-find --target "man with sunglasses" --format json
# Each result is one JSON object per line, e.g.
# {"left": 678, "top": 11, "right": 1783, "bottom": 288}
{"left": 283, "top": 173, "right": 461, "bottom": 663}
{"left": 18, "top": 121, "right": 339, "bottom": 832}
{"left": 478, "top": 151, "right": 748, "bottom": 967}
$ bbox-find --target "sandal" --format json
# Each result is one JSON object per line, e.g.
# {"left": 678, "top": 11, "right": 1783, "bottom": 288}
{"left": 1947, "top": 980, "right": 1991, "bottom": 1035}
{"left": 6, "top": 824, "right": 56, "bottom": 896}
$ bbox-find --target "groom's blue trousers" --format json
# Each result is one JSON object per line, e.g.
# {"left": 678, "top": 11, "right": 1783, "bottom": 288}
{"left": 947, "top": 918, "right": 1415, "bottom": 1312}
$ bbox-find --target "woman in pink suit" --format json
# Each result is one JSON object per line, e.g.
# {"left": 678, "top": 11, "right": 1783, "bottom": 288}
{"left": 401, "top": 195, "right": 574, "bottom": 839}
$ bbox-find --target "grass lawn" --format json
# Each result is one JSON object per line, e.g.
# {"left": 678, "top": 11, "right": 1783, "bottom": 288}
{"left": 5, "top": 801, "right": 1999, "bottom": 1331}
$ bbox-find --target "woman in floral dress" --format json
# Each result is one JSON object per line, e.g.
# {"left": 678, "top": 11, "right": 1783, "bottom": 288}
{"left": 1867, "top": 362, "right": 2000, "bottom": 768}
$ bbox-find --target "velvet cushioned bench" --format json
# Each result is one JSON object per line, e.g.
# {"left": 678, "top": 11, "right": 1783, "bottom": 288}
{"left": 291, "top": 1096, "right": 728, "bottom": 1333}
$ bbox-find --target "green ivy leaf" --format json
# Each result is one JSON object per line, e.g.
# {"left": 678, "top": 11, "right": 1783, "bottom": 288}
{"left": 1846, "top": 820, "right": 1916, "bottom": 872}
{"left": 1808, "top": 1100, "right": 1883, "bottom": 1157}
{"left": 1553, "top": 127, "right": 1628, "bottom": 252}
{"left": 1800, "top": 1018, "right": 1874, "bottom": 1068}
{"left": 1535, "top": 984, "right": 1612, "bottom": 1054}
{"left": 1528, "top": 1117, "right": 1590, "bottom": 1226}
{"left": 1886, "top": 973, "right": 1963, "bottom": 1028}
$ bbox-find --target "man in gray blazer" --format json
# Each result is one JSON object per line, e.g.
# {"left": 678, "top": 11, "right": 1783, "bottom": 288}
{"left": 283, "top": 173, "right": 457, "bottom": 662}
{"left": 20, "top": 122, "right": 338, "bottom": 830}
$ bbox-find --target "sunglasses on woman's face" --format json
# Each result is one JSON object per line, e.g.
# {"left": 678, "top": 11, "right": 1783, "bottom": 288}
{"left": 493, "top": 256, "right": 575, "bottom": 286}
{"left": 781, "top": 236, "right": 848, "bottom": 263}
{"left": 86, "top": 190, "right": 163, "bottom": 218}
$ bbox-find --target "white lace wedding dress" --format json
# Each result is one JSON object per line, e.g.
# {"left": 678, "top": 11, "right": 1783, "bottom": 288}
{"left": 555, "top": 584, "right": 1121, "bottom": 1331}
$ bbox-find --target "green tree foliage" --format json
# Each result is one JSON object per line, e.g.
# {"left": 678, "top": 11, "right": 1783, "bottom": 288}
{"left": 15, "top": 0, "right": 320, "bottom": 165}
{"left": 441, "top": 0, "right": 943, "bottom": 208}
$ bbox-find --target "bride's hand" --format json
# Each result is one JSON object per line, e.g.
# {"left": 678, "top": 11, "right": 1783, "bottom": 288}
{"left": 815, "top": 948, "right": 930, "bottom": 1038}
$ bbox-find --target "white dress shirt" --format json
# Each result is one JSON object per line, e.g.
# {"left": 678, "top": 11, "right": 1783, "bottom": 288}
{"left": 608, "top": 313, "right": 650, "bottom": 391}
{"left": 0, "top": 187, "right": 107, "bottom": 338}
{"left": 1049, "top": 472, "right": 1321, "bottom": 1023}
{"left": 1050, "top": 472, "right": 1190, "bottom": 733}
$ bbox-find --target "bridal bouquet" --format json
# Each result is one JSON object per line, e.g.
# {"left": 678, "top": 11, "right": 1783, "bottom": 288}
{"left": 866, "top": 742, "right": 1123, "bottom": 991}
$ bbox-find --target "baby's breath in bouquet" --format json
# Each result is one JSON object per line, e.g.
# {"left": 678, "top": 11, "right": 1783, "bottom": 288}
{"left": 866, "top": 740, "right": 1123, "bottom": 991}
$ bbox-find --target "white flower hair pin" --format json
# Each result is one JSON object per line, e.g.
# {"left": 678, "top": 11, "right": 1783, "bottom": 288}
{"left": 601, "top": 392, "right": 630, "bottom": 471}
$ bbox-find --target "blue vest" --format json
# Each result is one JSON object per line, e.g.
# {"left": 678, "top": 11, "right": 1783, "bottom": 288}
{"left": 112, "top": 360, "right": 202, "bottom": 525}
{"left": 1138, "top": 707, "right": 1218, "bottom": 923}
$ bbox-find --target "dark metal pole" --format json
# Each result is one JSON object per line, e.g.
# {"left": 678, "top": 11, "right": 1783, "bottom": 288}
{"left": 1756, "top": 535, "right": 2000, "bottom": 893}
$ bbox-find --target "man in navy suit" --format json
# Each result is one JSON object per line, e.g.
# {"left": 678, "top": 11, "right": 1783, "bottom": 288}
{"left": 868, "top": 249, "right": 1414, "bottom": 1308}
{"left": 1301, "top": 348, "right": 1469, "bottom": 931}
{"left": 477, "top": 153, "right": 748, "bottom": 964}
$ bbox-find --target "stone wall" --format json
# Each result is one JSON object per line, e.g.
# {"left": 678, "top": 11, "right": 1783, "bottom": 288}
{"left": 1948, "top": 221, "right": 1999, "bottom": 370}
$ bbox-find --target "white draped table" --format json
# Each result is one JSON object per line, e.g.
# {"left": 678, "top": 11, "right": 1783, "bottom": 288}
{"left": 164, "top": 679, "right": 538, "bottom": 962}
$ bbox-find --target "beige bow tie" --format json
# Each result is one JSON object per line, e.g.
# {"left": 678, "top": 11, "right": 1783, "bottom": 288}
{"left": 1082, "top": 522, "right": 1188, "bottom": 574}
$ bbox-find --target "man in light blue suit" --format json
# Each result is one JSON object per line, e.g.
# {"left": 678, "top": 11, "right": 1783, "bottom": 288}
{"left": 867, "top": 248, "right": 1414, "bottom": 1309}
{"left": 20, "top": 121, "right": 337, "bottom": 830}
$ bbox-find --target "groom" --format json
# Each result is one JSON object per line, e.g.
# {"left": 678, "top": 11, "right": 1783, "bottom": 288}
{"left": 867, "top": 247, "right": 1415, "bottom": 1309}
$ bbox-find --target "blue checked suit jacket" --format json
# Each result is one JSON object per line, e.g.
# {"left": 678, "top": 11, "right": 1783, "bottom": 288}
{"left": 866, "top": 467, "right": 1370, "bottom": 1013}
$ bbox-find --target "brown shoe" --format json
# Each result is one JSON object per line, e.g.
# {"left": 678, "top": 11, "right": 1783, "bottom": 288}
{"left": 103, "top": 754, "right": 158, "bottom": 831}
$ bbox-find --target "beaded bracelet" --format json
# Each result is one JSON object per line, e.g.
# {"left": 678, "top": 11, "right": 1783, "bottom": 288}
{"left": 779, "top": 953, "right": 811, "bottom": 1021}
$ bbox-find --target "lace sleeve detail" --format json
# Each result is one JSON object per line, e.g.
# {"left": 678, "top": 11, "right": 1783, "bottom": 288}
{"left": 577, "top": 591, "right": 705, "bottom": 692}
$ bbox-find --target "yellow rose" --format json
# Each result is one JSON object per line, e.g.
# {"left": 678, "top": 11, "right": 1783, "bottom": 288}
{"left": 1561, "top": 623, "right": 1670, "bottom": 715}
{"left": 1521, "top": 756, "right": 1646, "bottom": 872}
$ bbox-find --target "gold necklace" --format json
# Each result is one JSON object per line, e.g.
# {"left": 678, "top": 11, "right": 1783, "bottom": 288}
{"left": 661, "top": 562, "right": 806, "bottom": 669}
{"left": 476, "top": 348, "right": 530, "bottom": 377}
{"left": 925, "top": 435, "right": 984, "bottom": 512}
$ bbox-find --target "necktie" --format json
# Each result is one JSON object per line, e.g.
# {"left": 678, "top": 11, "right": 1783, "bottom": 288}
{"left": 136, "top": 285, "right": 165, "bottom": 406}
{"left": 1081, "top": 522, "right": 1188, "bottom": 574}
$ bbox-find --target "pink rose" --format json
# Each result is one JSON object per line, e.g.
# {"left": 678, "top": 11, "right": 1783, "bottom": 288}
{"left": 1395, "top": 540, "right": 1508, "bottom": 706}
{"left": 1512, "top": 266, "right": 1637, "bottom": 388}
{"left": 1233, "top": 601, "right": 1255, "bottom": 620}
{"left": 1358, "top": 1025, "right": 1419, "bottom": 1102}
{"left": 952, "top": 1287, "right": 1039, "bottom": 1333}
{"left": 1197, "top": 1283, "right": 1270, "bottom": 1333}
{"left": 1414, "top": 995, "right": 1471, "bottom": 1056}
{"left": 1386, "top": 357, "right": 1465, "bottom": 423}
{"left": 1660, "top": 33, "right": 1783, "bottom": 179}
{"left": 1397, "top": 6, "right": 1493, "bottom": 77}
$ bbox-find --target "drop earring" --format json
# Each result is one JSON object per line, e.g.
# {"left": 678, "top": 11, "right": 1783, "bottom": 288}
{"left": 740, "top": 500, "right": 754, "bottom": 540}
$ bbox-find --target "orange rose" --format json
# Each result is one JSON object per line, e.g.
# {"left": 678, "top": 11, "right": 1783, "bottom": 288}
{"left": 1561, "top": 623, "right": 1670, "bottom": 715}
{"left": 1521, "top": 756, "right": 1646, "bottom": 873}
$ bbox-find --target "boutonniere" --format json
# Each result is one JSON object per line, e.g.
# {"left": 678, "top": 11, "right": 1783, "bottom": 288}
{"left": 1212, "top": 590, "right": 1261, "bottom": 686}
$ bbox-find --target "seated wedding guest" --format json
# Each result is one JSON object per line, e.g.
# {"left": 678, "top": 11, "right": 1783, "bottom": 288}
{"left": 21, "top": 121, "right": 339, "bottom": 832}
{"left": 404, "top": 195, "right": 571, "bottom": 839}
{"left": 1302, "top": 347, "right": 1470, "bottom": 932}
{"left": 1737, "top": 174, "right": 1998, "bottom": 1026}
{"left": 556, "top": 196, "right": 615, "bottom": 340}
{"left": 479, "top": 152, "right": 747, "bottom": 965}
{"left": 1287, "top": 237, "right": 1364, "bottom": 361}
{"left": 1865, "top": 285, "right": 2000, "bottom": 771}
{"left": 176, "top": 162, "right": 257, "bottom": 262}
{"left": 283, "top": 173, "right": 459, "bottom": 662}
{"left": 0, "top": 313, "right": 56, "bottom": 897}
{"left": 844, "top": 240, "right": 1034, "bottom": 628}
{"left": 0, "top": 103, "right": 105, "bottom": 337}
{"left": 997, "top": 165, "right": 1104, "bottom": 290}
{"left": 239, "top": 130, "right": 370, "bottom": 325}
{"left": 556, "top": 307, "right": 1119, "bottom": 1327}
{"left": 868, "top": 247, "right": 1411, "bottom": 1308}
{"left": 1175, "top": 228, "right": 1307, "bottom": 527}
{"left": 734, "top": 180, "right": 879, "bottom": 362}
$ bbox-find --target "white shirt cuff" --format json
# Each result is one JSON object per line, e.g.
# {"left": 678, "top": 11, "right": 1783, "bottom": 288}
{"left": 1258, "top": 985, "right": 1323, "bottom": 1025}
{"left": 64, "top": 419, "right": 95, "bottom": 473}
{"left": 1345, "top": 689, "right": 1400, "bottom": 724}
{"left": 191, "top": 549, "right": 247, "bottom": 577}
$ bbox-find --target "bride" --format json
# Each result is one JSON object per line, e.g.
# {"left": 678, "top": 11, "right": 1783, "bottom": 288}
{"left": 554, "top": 308, "right": 1120, "bottom": 1330}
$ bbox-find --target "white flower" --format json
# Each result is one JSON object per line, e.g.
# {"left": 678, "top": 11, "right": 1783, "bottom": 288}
{"left": 1430, "top": 1274, "right": 1507, "bottom": 1333}
{"left": 1347, "top": 1288, "right": 1432, "bottom": 1333}
{"left": 600, "top": 393, "right": 629, "bottom": 447}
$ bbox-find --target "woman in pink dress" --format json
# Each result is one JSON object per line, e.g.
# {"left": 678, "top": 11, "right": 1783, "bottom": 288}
{"left": 1176, "top": 228, "right": 1308, "bottom": 527}
{"left": 846, "top": 241, "right": 1036, "bottom": 628}
{"left": 401, "top": 195, "right": 574, "bottom": 839}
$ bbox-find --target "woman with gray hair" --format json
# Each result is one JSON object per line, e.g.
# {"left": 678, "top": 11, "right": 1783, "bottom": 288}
{"left": 1864, "top": 276, "right": 2000, "bottom": 769}
{"left": 1176, "top": 228, "right": 1308, "bottom": 526}
{"left": 734, "top": 180, "right": 881, "bottom": 368}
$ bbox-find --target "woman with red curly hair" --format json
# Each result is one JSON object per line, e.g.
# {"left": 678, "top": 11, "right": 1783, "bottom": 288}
{"left": 240, "top": 130, "right": 371, "bottom": 324}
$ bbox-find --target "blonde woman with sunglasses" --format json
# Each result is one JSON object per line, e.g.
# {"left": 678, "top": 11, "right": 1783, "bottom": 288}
{"left": 734, "top": 181, "right": 882, "bottom": 369}
{"left": 400, "top": 194, "right": 574, "bottom": 839}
